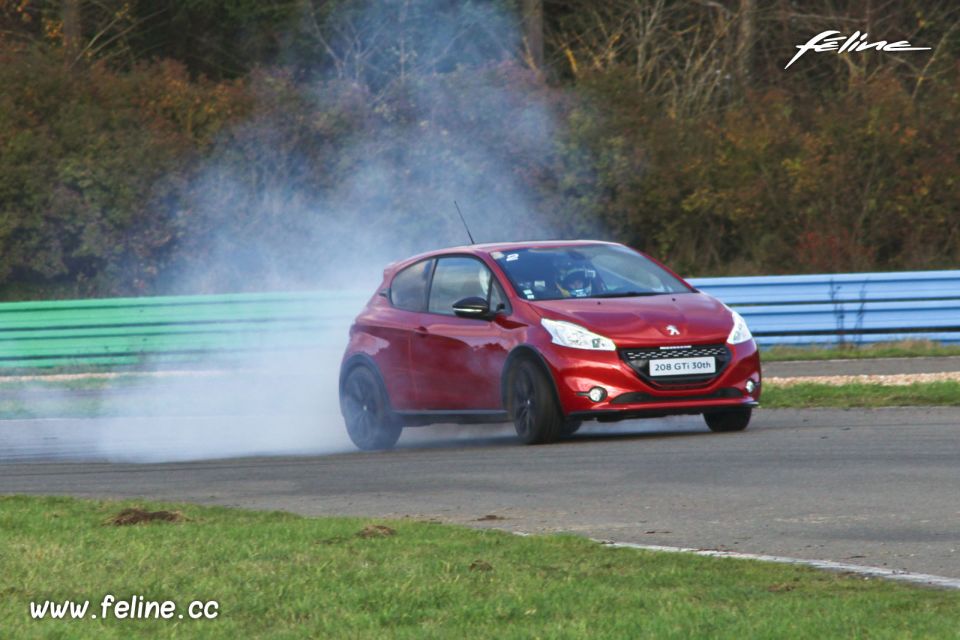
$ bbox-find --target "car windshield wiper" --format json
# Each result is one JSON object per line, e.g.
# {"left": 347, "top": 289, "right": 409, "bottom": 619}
{"left": 590, "top": 291, "right": 661, "bottom": 298}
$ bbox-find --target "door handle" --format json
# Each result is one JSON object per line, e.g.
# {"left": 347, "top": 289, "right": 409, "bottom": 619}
{"left": 414, "top": 326, "right": 428, "bottom": 337}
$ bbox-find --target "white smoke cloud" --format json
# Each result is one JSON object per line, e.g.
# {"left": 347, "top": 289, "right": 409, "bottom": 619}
{"left": 1, "top": 0, "right": 609, "bottom": 463}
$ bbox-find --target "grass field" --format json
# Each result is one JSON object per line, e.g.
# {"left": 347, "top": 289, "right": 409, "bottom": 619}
{"left": 3, "top": 495, "right": 959, "bottom": 639}
{"left": 761, "top": 381, "right": 960, "bottom": 409}
{"left": 761, "top": 340, "right": 960, "bottom": 362}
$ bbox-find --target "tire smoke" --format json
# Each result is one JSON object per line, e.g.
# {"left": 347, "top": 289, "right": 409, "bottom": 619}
{"left": 1, "top": 1, "right": 607, "bottom": 463}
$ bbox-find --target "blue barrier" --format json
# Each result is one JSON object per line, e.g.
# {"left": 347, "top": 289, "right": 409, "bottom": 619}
{"left": 689, "top": 271, "right": 960, "bottom": 346}
{"left": 0, "top": 269, "right": 956, "bottom": 369}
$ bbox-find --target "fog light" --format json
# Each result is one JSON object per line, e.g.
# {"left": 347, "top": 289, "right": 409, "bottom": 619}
{"left": 745, "top": 379, "right": 756, "bottom": 394}
{"left": 587, "top": 387, "right": 607, "bottom": 403}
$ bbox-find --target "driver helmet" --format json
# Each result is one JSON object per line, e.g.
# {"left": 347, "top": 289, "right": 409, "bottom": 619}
{"left": 558, "top": 266, "right": 595, "bottom": 298}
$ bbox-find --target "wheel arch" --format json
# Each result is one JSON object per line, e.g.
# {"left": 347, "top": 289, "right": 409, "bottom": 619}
{"left": 500, "top": 345, "right": 564, "bottom": 415}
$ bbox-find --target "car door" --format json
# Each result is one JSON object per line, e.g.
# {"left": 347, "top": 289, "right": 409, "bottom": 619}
{"left": 374, "top": 258, "right": 434, "bottom": 410}
{"left": 410, "top": 255, "right": 512, "bottom": 410}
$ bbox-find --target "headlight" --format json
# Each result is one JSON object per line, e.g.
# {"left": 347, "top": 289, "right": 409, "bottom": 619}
{"left": 541, "top": 318, "right": 616, "bottom": 351}
{"left": 727, "top": 310, "right": 753, "bottom": 344}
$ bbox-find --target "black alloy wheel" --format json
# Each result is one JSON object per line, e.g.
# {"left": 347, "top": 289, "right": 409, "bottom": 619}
{"left": 340, "top": 366, "right": 402, "bottom": 450}
{"left": 510, "top": 359, "right": 563, "bottom": 444}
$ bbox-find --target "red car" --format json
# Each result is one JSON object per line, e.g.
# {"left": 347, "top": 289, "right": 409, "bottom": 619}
{"left": 339, "top": 241, "right": 760, "bottom": 450}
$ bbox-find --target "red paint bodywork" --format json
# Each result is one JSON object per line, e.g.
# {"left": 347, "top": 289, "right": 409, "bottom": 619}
{"left": 342, "top": 241, "right": 761, "bottom": 422}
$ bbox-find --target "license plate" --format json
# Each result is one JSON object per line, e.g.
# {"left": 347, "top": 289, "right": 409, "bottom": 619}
{"left": 649, "top": 356, "right": 716, "bottom": 377}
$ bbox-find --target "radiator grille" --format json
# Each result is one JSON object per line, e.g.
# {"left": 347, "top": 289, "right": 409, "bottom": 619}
{"left": 620, "top": 344, "right": 731, "bottom": 388}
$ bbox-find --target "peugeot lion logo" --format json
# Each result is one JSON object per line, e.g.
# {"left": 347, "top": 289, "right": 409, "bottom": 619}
{"left": 666, "top": 325, "right": 680, "bottom": 336}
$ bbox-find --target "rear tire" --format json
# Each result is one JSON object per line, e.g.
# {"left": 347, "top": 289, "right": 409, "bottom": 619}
{"left": 340, "top": 365, "right": 402, "bottom": 451}
{"left": 704, "top": 408, "right": 752, "bottom": 433}
{"left": 508, "top": 358, "right": 564, "bottom": 444}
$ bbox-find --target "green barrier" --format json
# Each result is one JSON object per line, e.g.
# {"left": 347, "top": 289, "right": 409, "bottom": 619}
{"left": 0, "top": 290, "right": 371, "bottom": 369}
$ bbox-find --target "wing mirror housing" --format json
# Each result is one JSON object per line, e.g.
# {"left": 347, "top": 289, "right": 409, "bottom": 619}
{"left": 452, "top": 296, "right": 493, "bottom": 319}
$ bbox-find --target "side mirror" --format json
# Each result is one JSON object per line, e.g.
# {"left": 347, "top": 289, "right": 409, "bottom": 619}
{"left": 452, "top": 296, "right": 491, "bottom": 319}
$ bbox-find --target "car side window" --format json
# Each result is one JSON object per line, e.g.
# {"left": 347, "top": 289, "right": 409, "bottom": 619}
{"left": 389, "top": 259, "right": 433, "bottom": 311}
{"left": 429, "top": 257, "right": 497, "bottom": 316}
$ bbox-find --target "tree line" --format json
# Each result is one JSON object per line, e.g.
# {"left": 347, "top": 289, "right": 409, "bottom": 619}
{"left": 1, "top": 1, "right": 958, "bottom": 299}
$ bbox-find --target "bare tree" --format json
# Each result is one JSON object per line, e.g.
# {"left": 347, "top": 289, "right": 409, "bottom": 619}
{"left": 296, "top": 1, "right": 520, "bottom": 98}
{"left": 546, "top": 0, "right": 958, "bottom": 114}
{"left": 523, "top": 0, "right": 544, "bottom": 70}
{"left": 735, "top": 0, "right": 754, "bottom": 88}
{"left": 62, "top": 0, "right": 81, "bottom": 64}
{"left": 548, "top": 0, "right": 742, "bottom": 116}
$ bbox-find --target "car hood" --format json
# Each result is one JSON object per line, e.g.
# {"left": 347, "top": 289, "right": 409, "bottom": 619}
{"left": 531, "top": 293, "right": 732, "bottom": 345}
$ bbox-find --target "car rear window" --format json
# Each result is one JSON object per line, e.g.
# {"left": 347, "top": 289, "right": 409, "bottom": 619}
{"left": 390, "top": 259, "right": 433, "bottom": 311}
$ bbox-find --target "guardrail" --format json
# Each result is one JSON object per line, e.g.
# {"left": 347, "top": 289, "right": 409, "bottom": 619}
{"left": 691, "top": 270, "right": 960, "bottom": 346}
{"left": 0, "top": 291, "right": 369, "bottom": 369}
{"left": 0, "top": 270, "right": 957, "bottom": 368}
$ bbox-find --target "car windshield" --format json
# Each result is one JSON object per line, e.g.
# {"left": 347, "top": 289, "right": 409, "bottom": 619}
{"left": 491, "top": 245, "right": 691, "bottom": 301}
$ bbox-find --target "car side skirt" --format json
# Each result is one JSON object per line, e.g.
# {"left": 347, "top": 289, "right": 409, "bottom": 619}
{"left": 395, "top": 409, "right": 511, "bottom": 427}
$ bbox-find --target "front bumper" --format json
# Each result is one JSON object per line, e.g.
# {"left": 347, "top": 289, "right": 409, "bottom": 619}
{"left": 541, "top": 340, "right": 762, "bottom": 421}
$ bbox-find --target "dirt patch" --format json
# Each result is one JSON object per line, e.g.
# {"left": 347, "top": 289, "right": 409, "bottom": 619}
{"left": 469, "top": 560, "right": 494, "bottom": 572}
{"left": 109, "top": 508, "right": 184, "bottom": 526}
{"left": 356, "top": 524, "right": 396, "bottom": 538}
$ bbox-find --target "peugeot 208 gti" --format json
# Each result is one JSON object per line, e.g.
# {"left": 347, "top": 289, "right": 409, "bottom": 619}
{"left": 339, "top": 241, "right": 760, "bottom": 450}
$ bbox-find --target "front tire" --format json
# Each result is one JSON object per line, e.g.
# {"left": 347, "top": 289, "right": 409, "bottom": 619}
{"left": 704, "top": 408, "right": 752, "bottom": 433}
{"left": 340, "top": 365, "right": 402, "bottom": 451}
{"left": 508, "top": 359, "right": 564, "bottom": 444}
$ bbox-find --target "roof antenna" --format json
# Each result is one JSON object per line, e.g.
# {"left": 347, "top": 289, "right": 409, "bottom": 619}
{"left": 453, "top": 200, "right": 476, "bottom": 245}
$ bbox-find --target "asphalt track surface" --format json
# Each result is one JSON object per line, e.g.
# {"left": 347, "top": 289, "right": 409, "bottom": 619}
{"left": 3, "top": 406, "right": 959, "bottom": 579}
